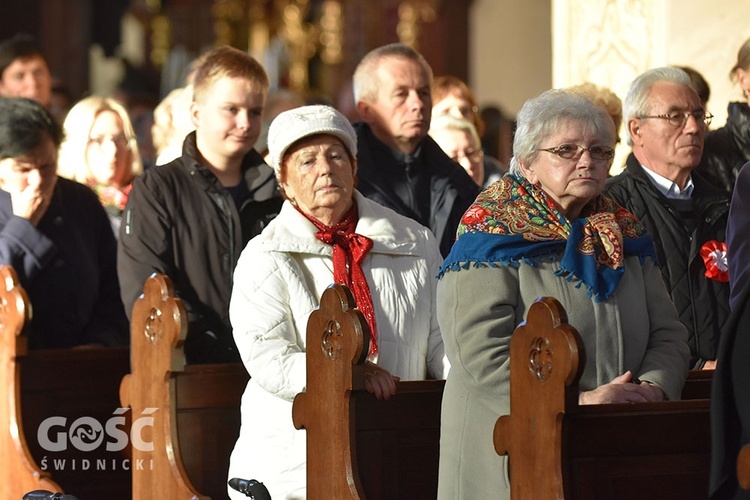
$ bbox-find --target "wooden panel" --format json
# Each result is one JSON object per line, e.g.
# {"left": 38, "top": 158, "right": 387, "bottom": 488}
{"left": 119, "top": 273, "right": 207, "bottom": 500}
{"left": 121, "top": 273, "right": 248, "bottom": 499}
{"left": 681, "top": 369, "right": 713, "bottom": 400}
{"left": 0, "top": 265, "right": 63, "bottom": 499}
{"left": 175, "top": 364, "right": 248, "bottom": 499}
{"left": 293, "top": 284, "right": 444, "bottom": 500}
{"left": 355, "top": 380, "right": 444, "bottom": 500}
{"left": 493, "top": 296, "right": 711, "bottom": 500}
{"left": 21, "top": 347, "right": 132, "bottom": 500}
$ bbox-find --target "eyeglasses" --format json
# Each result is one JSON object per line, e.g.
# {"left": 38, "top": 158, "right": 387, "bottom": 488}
{"left": 638, "top": 110, "right": 713, "bottom": 127}
{"left": 451, "top": 148, "right": 484, "bottom": 164}
{"left": 88, "top": 134, "right": 132, "bottom": 150}
{"left": 537, "top": 144, "right": 615, "bottom": 161}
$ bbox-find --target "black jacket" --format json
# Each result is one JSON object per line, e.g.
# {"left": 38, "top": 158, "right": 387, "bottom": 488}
{"left": 605, "top": 155, "right": 730, "bottom": 367}
{"left": 353, "top": 122, "right": 479, "bottom": 257}
{"left": 118, "top": 132, "right": 282, "bottom": 364}
{"left": 699, "top": 102, "right": 750, "bottom": 194}
{"left": 0, "top": 178, "right": 129, "bottom": 348}
{"left": 709, "top": 279, "right": 750, "bottom": 500}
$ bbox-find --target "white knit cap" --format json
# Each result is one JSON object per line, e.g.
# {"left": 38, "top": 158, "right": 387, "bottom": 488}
{"left": 267, "top": 104, "right": 357, "bottom": 179}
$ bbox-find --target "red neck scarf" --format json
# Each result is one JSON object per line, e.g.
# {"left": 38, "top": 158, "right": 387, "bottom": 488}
{"left": 300, "top": 203, "right": 378, "bottom": 355}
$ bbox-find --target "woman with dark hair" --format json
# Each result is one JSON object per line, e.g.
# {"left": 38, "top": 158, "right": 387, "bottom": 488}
{"left": 0, "top": 97, "right": 128, "bottom": 348}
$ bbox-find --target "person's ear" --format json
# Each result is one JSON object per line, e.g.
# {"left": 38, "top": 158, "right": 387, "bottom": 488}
{"left": 519, "top": 161, "right": 538, "bottom": 185}
{"left": 189, "top": 100, "right": 201, "bottom": 128}
{"left": 356, "top": 100, "right": 374, "bottom": 123}
{"left": 737, "top": 68, "right": 750, "bottom": 94}
{"left": 628, "top": 118, "right": 643, "bottom": 145}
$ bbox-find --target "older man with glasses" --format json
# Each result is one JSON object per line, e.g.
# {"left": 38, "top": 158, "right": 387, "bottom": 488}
{"left": 605, "top": 66, "right": 730, "bottom": 371}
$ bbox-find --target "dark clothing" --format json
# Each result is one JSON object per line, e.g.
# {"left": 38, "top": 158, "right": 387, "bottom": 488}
{"left": 353, "top": 122, "right": 480, "bottom": 257}
{"left": 0, "top": 178, "right": 129, "bottom": 348}
{"left": 699, "top": 102, "right": 750, "bottom": 194}
{"left": 604, "top": 155, "right": 731, "bottom": 368}
{"left": 118, "top": 132, "right": 282, "bottom": 364}
{"left": 709, "top": 280, "right": 750, "bottom": 500}
{"left": 727, "top": 161, "right": 750, "bottom": 309}
{"left": 482, "top": 154, "right": 506, "bottom": 188}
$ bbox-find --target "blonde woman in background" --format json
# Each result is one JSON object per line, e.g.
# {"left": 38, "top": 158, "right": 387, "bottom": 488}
{"left": 152, "top": 85, "right": 195, "bottom": 166}
{"left": 432, "top": 75, "right": 506, "bottom": 185}
{"left": 58, "top": 96, "right": 143, "bottom": 234}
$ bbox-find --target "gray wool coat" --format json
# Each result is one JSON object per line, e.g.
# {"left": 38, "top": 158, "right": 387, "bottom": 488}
{"left": 435, "top": 255, "right": 691, "bottom": 500}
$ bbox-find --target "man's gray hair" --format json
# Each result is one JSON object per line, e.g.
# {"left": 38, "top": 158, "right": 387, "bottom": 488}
{"left": 508, "top": 89, "right": 616, "bottom": 177}
{"left": 352, "top": 43, "right": 433, "bottom": 104}
{"left": 622, "top": 66, "right": 692, "bottom": 146}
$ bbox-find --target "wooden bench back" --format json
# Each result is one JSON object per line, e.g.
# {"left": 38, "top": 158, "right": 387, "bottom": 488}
{"left": 493, "top": 296, "right": 711, "bottom": 500}
{"left": 0, "top": 265, "right": 63, "bottom": 498}
{"left": 120, "top": 273, "right": 248, "bottom": 500}
{"left": 292, "top": 284, "right": 444, "bottom": 500}
{"left": 21, "top": 346, "right": 131, "bottom": 499}
{"left": 0, "top": 264, "right": 132, "bottom": 499}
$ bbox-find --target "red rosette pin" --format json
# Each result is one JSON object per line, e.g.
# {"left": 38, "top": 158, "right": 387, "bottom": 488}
{"left": 699, "top": 240, "right": 729, "bottom": 282}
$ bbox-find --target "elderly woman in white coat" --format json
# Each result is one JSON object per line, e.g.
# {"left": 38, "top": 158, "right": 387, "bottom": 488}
{"left": 436, "top": 89, "right": 691, "bottom": 499}
{"left": 227, "top": 105, "right": 449, "bottom": 500}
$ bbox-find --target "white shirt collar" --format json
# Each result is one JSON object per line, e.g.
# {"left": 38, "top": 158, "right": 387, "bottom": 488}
{"left": 640, "top": 165, "right": 694, "bottom": 200}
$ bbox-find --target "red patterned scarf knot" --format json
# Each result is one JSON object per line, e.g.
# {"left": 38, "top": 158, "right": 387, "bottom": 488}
{"left": 302, "top": 203, "right": 379, "bottom": 355}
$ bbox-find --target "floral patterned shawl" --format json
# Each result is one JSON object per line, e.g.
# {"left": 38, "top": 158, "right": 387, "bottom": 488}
{"left": 439, "top": 174, "right": 657, "bottom": 301}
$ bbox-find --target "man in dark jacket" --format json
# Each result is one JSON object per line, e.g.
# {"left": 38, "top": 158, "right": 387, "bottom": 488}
{"left": 605, "top": 66, "right": 730, "bottom": 369}
{"left": 0, "top": 97, "right": 128, "bottom": 348}
{"left": 352, "top": 43, "right": 479, "bottom": 257}
{"left": 118, "top": 46, "right": 282, "bottom": 364}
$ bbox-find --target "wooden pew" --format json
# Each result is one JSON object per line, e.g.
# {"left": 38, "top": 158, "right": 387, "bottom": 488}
{"left": 0, "top": 265, "right": 131, "bottom": 500}
{"left": 120, "top": 273, "right": 249, "bottom": 499}
{"left": 0, "top": 265, "right": 63, "bottom": 499}
{"left": 292, "top": 284, "right": 444, "bottom": 500}
{"left": 494, "top": 297, "right": 711, "bottom": 500}
{"left": 682, "top": 369, "right": 713, "bottom": 400}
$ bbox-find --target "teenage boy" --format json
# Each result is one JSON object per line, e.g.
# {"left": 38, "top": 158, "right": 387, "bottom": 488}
{"left": 118, "top": 46, "right": 282, "bottom": 364}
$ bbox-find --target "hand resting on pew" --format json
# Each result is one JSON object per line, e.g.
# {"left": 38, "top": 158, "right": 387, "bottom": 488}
{"left": 579, "top": 369, "right": 666, "bottom": 404}
{"left": 364, "top": 360, "right": 400, "bottom": 400}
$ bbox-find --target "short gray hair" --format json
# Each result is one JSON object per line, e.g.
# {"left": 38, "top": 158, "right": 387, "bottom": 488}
{"left": 352, "top": 43, "right": 433, "bottom": 104}
{"left": 508, "top": 89, "right": 616, "bottom": 177}
{"left": 622, "top": 66, "right": 692, "bottom": 146}
{"left": 429, "top": 114, "right": 481, "bottom": 147}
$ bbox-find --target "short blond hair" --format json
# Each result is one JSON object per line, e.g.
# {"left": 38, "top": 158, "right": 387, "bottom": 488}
{"left": 192, "top": 46, "right": 269, "bottom": 103}
{"left": 152, "top": 85, "right": 195, "bottom": 157}
{"left": 429, "top": 114, "right": 481, "bottom": 148}
{"left": 568, "top": 82, "right": 623, "bottom": 134}
{"left": 58, "top": 96, "right": 143, "bottom": 184}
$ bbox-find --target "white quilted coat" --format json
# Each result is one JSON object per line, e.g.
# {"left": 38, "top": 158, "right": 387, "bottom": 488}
{"left": 227, "top": 192, "right": 449, "bottom": 499}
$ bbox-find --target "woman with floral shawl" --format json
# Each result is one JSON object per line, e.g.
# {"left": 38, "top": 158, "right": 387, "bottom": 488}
{"left": 57, "top": 96, "right": 143, "bottom": 236}
{"left": 435, "top": 89, "right": 691, "bottom": 500}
